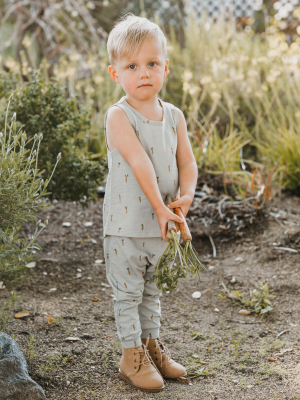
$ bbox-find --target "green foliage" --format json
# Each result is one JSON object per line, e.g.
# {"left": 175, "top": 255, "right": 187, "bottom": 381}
{"left": 0, "top": 98, "right": 59, "bottom": 288}
{"left": 0, "top": 71, "right": 106, "bottom": 205}
{"left": 0, "top": 70, "right": 19, "bottom": 99}
{"left": 222, "top": 282, "right": 275, "bottom": 314}
{"left": 0, "top": 291, "right": 19, "bottom": 332}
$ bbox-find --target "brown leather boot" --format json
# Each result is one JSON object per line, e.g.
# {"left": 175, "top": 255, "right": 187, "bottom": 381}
{"left": 142, "top": 338, "right": 187, "bottom": 380}
{"left": 119, "top": 338, "right": 164, "bottom": 392}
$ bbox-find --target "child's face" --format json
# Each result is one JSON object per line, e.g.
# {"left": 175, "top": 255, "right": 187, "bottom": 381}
{"left": 108, "top": 37, "right": 169, "bottom": 101}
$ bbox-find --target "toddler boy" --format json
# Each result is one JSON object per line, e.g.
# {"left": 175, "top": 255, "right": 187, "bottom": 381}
{"left": 103, "top": 13, "right": 198, "bottom": 392}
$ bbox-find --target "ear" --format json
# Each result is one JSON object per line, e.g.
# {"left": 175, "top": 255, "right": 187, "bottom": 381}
{"left": 108, "top": 65, "right": 120, "bottom": 83}
{"left": 164, "top": 59, "right": 169, "bottom": 77}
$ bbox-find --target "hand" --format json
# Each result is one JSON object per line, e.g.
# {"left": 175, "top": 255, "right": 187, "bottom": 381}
{"left": 166, "top": 194, "right": 193, "bottom": 218}
{"left": 155, "top": 204, "right": 183, "bottom": 242}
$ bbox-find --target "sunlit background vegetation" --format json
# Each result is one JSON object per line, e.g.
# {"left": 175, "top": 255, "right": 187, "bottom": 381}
{"left": 1, "top": 0, "right": 300, "bottom": 284}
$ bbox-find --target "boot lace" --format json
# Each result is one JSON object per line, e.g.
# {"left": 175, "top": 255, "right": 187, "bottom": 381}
{"left": 155, "top": 339, "right": 172, "bottom": 368}
{"left": 133, "top": 337, "right": 152, "bottom": 369}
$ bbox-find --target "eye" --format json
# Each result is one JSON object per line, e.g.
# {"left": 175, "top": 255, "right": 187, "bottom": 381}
{"left": 128, "top": 64, "right": 136, "bottom": 70}
{"left": 149, "top": 62, "right": 156, "bottom": 67}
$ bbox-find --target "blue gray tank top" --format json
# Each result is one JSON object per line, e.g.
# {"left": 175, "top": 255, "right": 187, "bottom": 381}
{"left": 102, "top": 96, "right": 180, "bottom": 238}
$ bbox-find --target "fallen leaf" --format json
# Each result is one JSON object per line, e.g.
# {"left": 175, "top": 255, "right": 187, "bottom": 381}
{"left": 283, "top": 348, "right": 293, "bottom": 353}
{"left": 48, "top": 315, "right": 54, "bottom": 325}
{"left": 15, "top": 310, "right": 30, "bottom": 319}
{"left": 239, "top": 310, "right": 251, "bottom": 315}
{"left": 269, "top": 357, "right": 277, "bottom": 362}
{"left": 275, "top": 353, "right": 284, "bottom": 357}
{"left": 219, "top": 225, "right": 227, "bottom": 230}
{"left": 202, "top": 289, "right": 212, "bottom": 294}
{"left": 92, "top": 297, "right": 99, "bottom": 302}
{"left": 39, "top": 325, "right": 45, "bottom": 329}
{"left": 106, "top": 334, "right": 111, "bottom": 337}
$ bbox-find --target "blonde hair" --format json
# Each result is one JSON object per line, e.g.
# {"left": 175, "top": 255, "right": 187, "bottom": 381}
{"left": 107, "top": 13, "right": 167, "bottom": 65}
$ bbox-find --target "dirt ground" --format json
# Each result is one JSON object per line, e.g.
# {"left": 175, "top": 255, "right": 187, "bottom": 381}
{"left": 1, "top": 187, "right": 300, "bottom": 400}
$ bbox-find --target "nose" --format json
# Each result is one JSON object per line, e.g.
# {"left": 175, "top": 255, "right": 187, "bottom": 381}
{"left": 140, "top": 66, "right": 150, "bottom": 79}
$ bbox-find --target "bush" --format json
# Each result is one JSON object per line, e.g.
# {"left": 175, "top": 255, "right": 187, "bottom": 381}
{"left": 0, "top": 71, "right": 106, "bottom": 206}
{"left": 0, "top": 98, "right": 60, "bottom": 288}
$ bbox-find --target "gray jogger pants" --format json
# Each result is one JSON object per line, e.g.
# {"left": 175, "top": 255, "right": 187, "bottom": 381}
{"left": 103, "top": 235, "right": 174, "bottom": 349}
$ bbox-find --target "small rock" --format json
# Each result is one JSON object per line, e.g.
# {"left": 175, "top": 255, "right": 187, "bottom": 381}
{"left": 192, "top": 291, "right": 201, "bottom": 299}
{"left": 65, "top": 337, "right": 81, "bottom": 342}
{"left": 208, "top": 265, "right": 215, "bottom": 270}
{"left": 95, "top": 259, "right": 104, "bottom": 264}
{"left": 76, "top": 273, "right": 82, "bottom": 279}
{"left": 84, "top": 222, "right": 93, "bottom": 227}
{"left": 66, "top": 381, "right": 70, "bottom": 386}
{"left": 235, "top": 257, "right": 243, "bottom": 262}
{"left": 49, "top": 288, "right": 57, "bottom": 292}
{"left": 26, "top": 262, "right": 36, "bottom": 268}
{"left": 0, "top": 333, "right": 46, "bottom": 399}
{"left": 230, "top": 276, "right": 236, "bottom": 283}
{"left": 62, "top": 222, "right": 71, "bottom": 227}
{"left": 100, "top": 283, "right": 110, "bottom": 288}
{"left": 214, "top": 308, "right": 220, "bottom": 312}
{"left": 0, "top": 282, "right": 5, "bottom": 290}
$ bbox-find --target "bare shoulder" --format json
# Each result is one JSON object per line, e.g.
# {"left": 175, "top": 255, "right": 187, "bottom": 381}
{"left": 106, "top": 105, "right": 130, "bottom": 128}
{"left": 105, "top": 105, "right": 146, "bottom": 166}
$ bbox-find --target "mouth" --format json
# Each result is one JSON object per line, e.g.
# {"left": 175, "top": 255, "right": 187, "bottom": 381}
{"left": 139, "top": 84, "right": 152, "bottom": 87}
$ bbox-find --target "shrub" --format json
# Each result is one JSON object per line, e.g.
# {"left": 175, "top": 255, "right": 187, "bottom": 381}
{"left": 0, "top": 71, "right": 106, "bottom": 206}
{"left": 0, "top": 98, "right": 60, "bottom": 288}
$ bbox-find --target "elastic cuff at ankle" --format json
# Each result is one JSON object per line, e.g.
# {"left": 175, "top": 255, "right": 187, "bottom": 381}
{"left": 121, "top": 337, "right": 142, "bottom": 349}
{"left": 141, "top": 328, "right": 159, "bottom": 340}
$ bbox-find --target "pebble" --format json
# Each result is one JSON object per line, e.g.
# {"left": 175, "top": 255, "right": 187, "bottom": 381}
{"left": 26, "top": 262, "right": 36, "bottom": 268}
{"left": 84, "top": 222, "right": 93, "bottom": 227}
{"left": 62, "top": 222, "right": 71, "bottom": 227}
{"left": 192, "top": 291, "right": 201, "bottom": 299}
{"left": 214, "top": 308, "right": 220, "bottom": 312}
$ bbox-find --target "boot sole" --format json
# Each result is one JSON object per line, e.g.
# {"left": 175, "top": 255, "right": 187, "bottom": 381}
{"left": 119, "top": 369, "right": 165, "bottom": 392}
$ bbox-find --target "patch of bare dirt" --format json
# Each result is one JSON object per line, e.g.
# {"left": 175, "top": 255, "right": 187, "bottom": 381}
{"left": 1, "top": 191, "right": 300, "bottom": 400}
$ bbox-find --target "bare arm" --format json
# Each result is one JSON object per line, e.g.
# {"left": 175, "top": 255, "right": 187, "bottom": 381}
{"left": 106, "top": 106, "right": 183, "bottom": 240}
{"left": 167, "top": 108, "right": 198, "bottom": 217}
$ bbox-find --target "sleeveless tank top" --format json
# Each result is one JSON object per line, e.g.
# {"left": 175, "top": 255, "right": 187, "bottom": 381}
{"left": 102, "top": 96, "right": 180, "bottom": 239}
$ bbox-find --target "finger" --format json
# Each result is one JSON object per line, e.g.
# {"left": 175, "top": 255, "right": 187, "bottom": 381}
{"left": 161, "top": 225, "right": 167, "bottom": 242}
{"left": 171, "top": 214, "right": 183, "bottom": 224}
{"left": 167, "top": 201, "right": 180, "bottom": 208}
